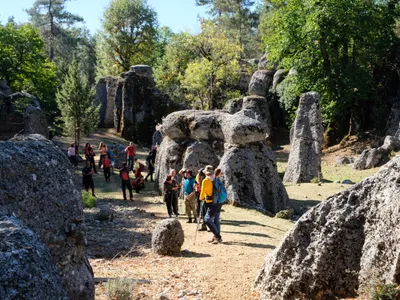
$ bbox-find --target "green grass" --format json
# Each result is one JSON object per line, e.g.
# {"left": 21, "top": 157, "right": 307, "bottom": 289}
{"left": 82, "top": 192, "right": 96, "bottom": 208}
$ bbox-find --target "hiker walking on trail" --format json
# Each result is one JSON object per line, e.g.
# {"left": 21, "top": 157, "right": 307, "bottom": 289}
{"left": 103, "top": 155, "right": 111, "bottom": 182}
{"left": 183, "top": 169, "right": 197, "bottom": 223}
{"left": 145, "top": 147, "right": 156, "bottom": 182}
{"left": 82, "top": 160, "right": 96, "bottom": 197}
{"left": 67, "top": 143, "right": 77, "bottom": 167}
{"left": 107, "top": 146, "right": 116, "bottom": 174}
{"left": 120, "top": 162, "right": 133, "bottom": 201}
{"left": 125, "top": 142, "right": 136, "bottom": 171}
{"left": 164, "top": 175, "right": 179, "bottom": 218}
{"left": 200, "top": 165, "right": 223, "bottom": 244}
{"left": 98, "top": 142, "right": 107, "bottom": 169}
{"left": 196, "top": 168, "right": 207, "bottom": 231}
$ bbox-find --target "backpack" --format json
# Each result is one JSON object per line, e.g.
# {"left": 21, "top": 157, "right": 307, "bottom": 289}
{"left": 213, "top": 178, "right": 227, "bottom": 204}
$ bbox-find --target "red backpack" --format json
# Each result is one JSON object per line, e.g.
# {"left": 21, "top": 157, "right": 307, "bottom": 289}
{"left": 121, "top": 169, "right": 129, "bottom": 181}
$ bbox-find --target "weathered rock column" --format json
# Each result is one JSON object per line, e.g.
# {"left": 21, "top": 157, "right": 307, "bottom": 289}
{"left": 283, "top": 92, "right": 323, "bottom": 183}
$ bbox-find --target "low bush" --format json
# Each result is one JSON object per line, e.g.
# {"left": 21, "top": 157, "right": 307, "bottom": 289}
{"left": 82, "top": 192, "right": 96, "bottom": 208}
{"left": 275, "top": 208, "right": 294, "bottom": 219}
{"left": 105, "top": 278, "right": 136, "bottom": 300}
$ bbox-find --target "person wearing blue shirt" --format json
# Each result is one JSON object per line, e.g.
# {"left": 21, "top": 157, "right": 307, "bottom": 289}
{"left": 183, "top": 169, "right": 197, "bottom": 223}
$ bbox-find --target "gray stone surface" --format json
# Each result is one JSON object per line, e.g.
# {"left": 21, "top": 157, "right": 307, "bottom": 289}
{"left": 152, "top": 129, "right": 163, "bottom": 146}
{"left": 223, "top": 98, "right": 243, "bottom": 114}
{"left": 130, "top": 64, "right": 154, "bottom": 81}
{"left": 152, "top": 219, "right": 184, "bottom": 255}
{"left": 335, "top": 156, "right": 354, "bottom": 165}
{"left": 381, "top": 135, "right": 400, "bottom": 152}
{"left": 0, "top": 216, "right": 68, "bottom": 300}
{"left": 240, "top": 96, "right": 272, "bottom": 139}
{"left": 24, "top": 105, "right": 49, "bottom": 138}
{"left": 272, "top": 69, "right": 288, "bottom": 90}
{"left": 0, "top": 134, "right": 94, "bottom": 300}
{"left": 258, "top": 56, "right": 268, "bottom": 70}
{"left": 353, "top": 148, "right": 385, "bottom": 170}
{"left": 386, "top": 102, "right": 400, "bottom": 138}
{"left": 248, "top": 70, "right": 274, "bottom": 97}
{"left": 255, "top": 157, "right": 400, "bottom": 299}
{"left": 0, "top": 79, "right": 12, "bottom": 96}
{"left": 283, "top": 92, "right": 323, "bottom": 183}
{"left": 95, "top": 78, "right": 107, "bottom": 127}
{"left": 219, "top": 144, "right": 287, "bottom": 213}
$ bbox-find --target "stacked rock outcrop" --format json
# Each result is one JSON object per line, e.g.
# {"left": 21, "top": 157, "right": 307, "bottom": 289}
{"left": 255, "top": 157, "right": 400, "bottom": 299}
{"left": 0, "top": 216, "right": 68, "bottom": 300}
{"left": 0, "top": 79, "right": 48, "bottom": 140}
{"left": 95, "top": 65, "right": 182, "bottom": 145}
{"left": 283, "top": 92, "right": 323, "bottom": 183}
{"left": 155, "top": 96, "right": 288, "bottom": 213}
{"left": 0, "top": 134, "right": 94, "bottom": 299}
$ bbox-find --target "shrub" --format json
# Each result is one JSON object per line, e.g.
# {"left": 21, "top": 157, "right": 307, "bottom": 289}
{"left": 82, "top": 192, "right": 96, "bottom": 208}
{"left": 105, "top": 278, "right": 136, "bottom": 300}
{"left": 370, "top": 283, "right": 400, "bottom": 300}
{"left": 275, "top": 208, "right": 294, "bottom": 219}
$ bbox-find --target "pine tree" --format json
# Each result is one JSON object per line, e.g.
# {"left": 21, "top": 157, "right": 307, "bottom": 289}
{"left": 56, "top": 59, "right": 99, "bottom": 146}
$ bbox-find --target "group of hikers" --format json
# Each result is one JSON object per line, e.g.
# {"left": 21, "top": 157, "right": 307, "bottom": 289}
{"left": 163, "top": 165, "right": 227, "bottom": 244}
{"left": 68, "top": 140, "right": 227, "bottom": 244}
{"left": 67, "top": 141, "right": 156, "bottom": 200}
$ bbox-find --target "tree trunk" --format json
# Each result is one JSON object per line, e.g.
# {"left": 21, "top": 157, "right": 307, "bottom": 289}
{"left": 48, "top": 0, "right": 55, "bottom": 61}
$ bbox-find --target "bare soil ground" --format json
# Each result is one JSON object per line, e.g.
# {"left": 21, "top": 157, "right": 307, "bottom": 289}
{"left": 54, "top": 130, "right": 388, "bottom": 299}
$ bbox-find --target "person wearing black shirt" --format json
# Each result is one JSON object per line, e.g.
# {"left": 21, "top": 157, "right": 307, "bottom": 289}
{"left": 120, "top": 162, "right": 133, "bottom": 201}
{"left": 82, "top": 160, "right": 96, "bottom": 197}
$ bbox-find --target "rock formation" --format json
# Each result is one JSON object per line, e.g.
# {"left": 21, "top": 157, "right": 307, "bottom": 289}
{"left": 283, "top": 92, "right": 323, "bottom": 183}
{"left": 155, "top": 97, "right": 288, "bottom": 213}
{"left": 0, "top": 216, "right": 68, "bottom": 300}
{"left": 0, "top": 134, "right": 94, "bottom": 299}
{"left": 354, "top": 104, "right": 400, "bottom": 170}
{"left": 152, "top": 219, "right": 184, "bottom": 255}
{"left": 0, "top": 80, "right": 48, "bottom": 140}
{"left": 248, "top": 70, "right": 274, "bottom": 98}
{"left": 255, "top": 157, "right": 400, "bottom": 300}
{"left": 95, "top": 65, "right": 183, "bottom": 145}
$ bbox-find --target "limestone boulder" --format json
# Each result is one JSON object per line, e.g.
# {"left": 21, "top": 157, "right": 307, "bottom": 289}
{"left": 0, "top": 134, "right": 94, "bottom": 300}
{"left": 221, "top": 113, "right": 265, "bottom": 144}
{"left": 130, "top": 64, "right": 154, "bottom": 81}
{"left": 255, "top": 157, "right": 400, "bottom": 299}
{"left": 219, "top": 144, "right": 288, "bottom": 213}
{"left": 0, "top": 216, "right": 68, "bottom": 300}
{"left": 152, "top": 218, "right": 184, "bottom": 255}
{"left": 272, "top": 69, "right": 288, "bottom": 90}
{"left": 386, "top": 102, "right": 400, "bottom": 138}
{"left": 283, "top": 92, "right": 323, "bottom": 183}
{"left": 240, "top": 95, "right": 272, "bottom": 139}
{"left": 258, "top": 56, "right": 268, "bottom": 70}
{"left": 152, "top": 129, "right": 163, "bottom": 146}
{"left": 353, "top": 148, "right": 386, "bottom": 170}
{"left": 335, "top": 156, "right": 355, "bottom": 165}
{"left": 182, "top": 141, "right": 223, "bottom": 173}
{"left": 23, "top": 105, "right": 49, "bottom": 138}
{"left": 381, "top": 135, "right": 400, "bottom": 152}
{"left": 249, "top": 70, "right": 274, "bottom": 97}
{"left": 223, "top": 98, "right": 243, "bottom": 114}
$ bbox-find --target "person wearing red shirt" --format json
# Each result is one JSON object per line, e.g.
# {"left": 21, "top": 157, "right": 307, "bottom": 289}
{"left": 125, "top": 142, "right": 136, "bottom": 171}
{"left": 103, "top": 156, "right": 111, "bottom": 182}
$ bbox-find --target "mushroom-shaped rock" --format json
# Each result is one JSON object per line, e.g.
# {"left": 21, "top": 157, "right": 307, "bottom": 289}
{"left": 23, "top": 105, "right": 49, "bottom": 138}
{"left": 249, "top": 70, "right": 274, "bottom": 97}
{"left": 152, "top": 219, "right": 184, "bottom": 255}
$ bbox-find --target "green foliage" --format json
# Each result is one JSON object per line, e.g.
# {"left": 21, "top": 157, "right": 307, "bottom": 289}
{"left": 0, "top": 21, "right": 58, "bottom": 117}
{"left": 368, "top": 283, "right": 400, "bottom": 300}
{"left": 56, "top": 59, "right": 99, "bottom": 145}
{"left": 181, "top": 21, "right": 243, "bottom": 109}
{"left": 275, "top": 208, "right": 294, "bottom": 219}
{"left": 26, "top": 0, "right": 84, "bottom": 62}
{"left": 96, "top": 0, "right": 158, "bottom": 76}
{"left": 82, "top": 192, "right": 96, "bottom": 208}
{"left": 105, "top": 278, "right": 136, "bottom": 300}
{"left": 260, "top": 0, "right": 400, "bottom": 134}
{"left": 196, "top": 0, "right": 262, "bottom": 57}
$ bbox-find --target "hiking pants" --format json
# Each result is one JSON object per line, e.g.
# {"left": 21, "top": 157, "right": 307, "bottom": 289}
{"left": 185, "top": 193, "right": 197, "bottom": 219}
{"left": 204, "top": 203, "right": 222, "bottom": 239}
{"left": 145, "top": 164, "right": 154, "bottom": 181}
{"left": 127, "top": 155, "right": 134, "bottom": 170}
{"left": 164, "top": 192, "right": 178, "bottom": 216}
{"left": 121, "top": 180, "right": 133, "bottom": 200}
{"left": 197, "top": 193, "right": 206, "bottom": 225}
{"left": 172, "top": 191, "right": 179, "bottom": 213}
{"left": 103, "top": 167, "right": 111, "bottom": 181}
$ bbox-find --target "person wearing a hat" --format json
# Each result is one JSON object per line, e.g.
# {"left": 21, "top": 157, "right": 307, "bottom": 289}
{"left": 200, "top": 165, "right": 223, "bottom": 244}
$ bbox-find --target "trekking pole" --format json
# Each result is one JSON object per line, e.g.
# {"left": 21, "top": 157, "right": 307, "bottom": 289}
{"left": 194, "top": 200, "right": 204, "bottom": 245}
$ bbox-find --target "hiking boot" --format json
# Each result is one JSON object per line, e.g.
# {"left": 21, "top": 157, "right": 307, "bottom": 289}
{"left": 212, "top": 237, "right": 223, "bottom": 244}
{"left": 186, "top": 218, "right": 192, "bottom": 223}
{"left": 208, "top": 236, "right": 217, "bottom": 243}
{"left": 129, "top": 198, "right": 134, "bottom": 201}
{"left": 197, "top": 226, "right": 207, "bottom": 232}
